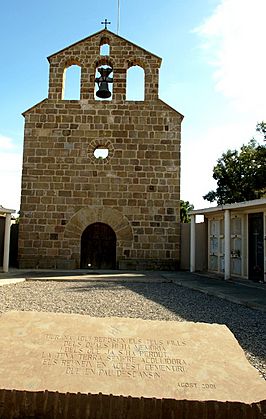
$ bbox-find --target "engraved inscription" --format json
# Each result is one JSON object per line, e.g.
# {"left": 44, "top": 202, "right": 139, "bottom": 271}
{"left": 41, "top": 335, "right": 187, "bottom": 380}
{"left": 177, "top": 382, "right": 216, "bottom": 390}
{"left": 41, "top": 333, "right": 217, "bottom": 391}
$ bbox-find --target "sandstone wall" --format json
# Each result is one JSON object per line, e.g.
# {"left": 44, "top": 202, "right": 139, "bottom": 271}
{"left": 19, "top": 30, "right": 183, "bottom": 270}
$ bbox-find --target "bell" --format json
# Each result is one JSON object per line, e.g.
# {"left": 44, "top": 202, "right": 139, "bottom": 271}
{"left": 95, "top": 66, "right": 113, "bottom": 99}
{"left": 96, "top": 81, "right": 112, "bottom": 98}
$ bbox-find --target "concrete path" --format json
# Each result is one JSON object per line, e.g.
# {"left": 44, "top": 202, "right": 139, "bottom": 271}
{"left": 161, "top": 271, "right": 266, "bottom": 313}
{"left": 0, "top": 269, "right": 265, "bottom": 312}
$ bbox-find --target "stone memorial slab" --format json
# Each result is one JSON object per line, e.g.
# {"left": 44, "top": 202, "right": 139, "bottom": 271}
{"left": 0, "top": 311, "right": 265, "bottom": 418}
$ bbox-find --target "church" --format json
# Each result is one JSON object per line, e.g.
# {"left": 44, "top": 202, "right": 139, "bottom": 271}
{"left": 18, "top": 27, "right": 183, "bottom": 270}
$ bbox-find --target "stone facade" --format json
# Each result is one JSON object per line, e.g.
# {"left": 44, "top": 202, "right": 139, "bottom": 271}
{"left": 19, "top": 29, "right": 183, "bottom": 270}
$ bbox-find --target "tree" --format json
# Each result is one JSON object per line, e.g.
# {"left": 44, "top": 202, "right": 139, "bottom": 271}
{"left": 256, "top": 121, "right": 266, "bottom": 140}
{"left": 180, "top": 200, "right": 194, "bottom": 223}
{"left": 203, "top": 126, "right": 266, "bottom": 205}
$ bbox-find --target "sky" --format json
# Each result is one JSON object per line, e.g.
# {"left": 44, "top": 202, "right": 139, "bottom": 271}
{"left": 0, "top": 0, "right": 266, "bottom": 214}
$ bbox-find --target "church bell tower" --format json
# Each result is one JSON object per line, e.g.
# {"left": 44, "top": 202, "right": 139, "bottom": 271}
{"left": 19, "top": 26, "right": 183, "bottom": 270}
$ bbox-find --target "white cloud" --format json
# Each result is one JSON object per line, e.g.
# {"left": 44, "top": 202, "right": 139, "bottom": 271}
{"left": 181, "top": 119, "right": 256, "bottom": 209}
{"left": 0, "top": 135, "right": 16, "bottom": 150}
{"left": 0, "top": 135, "right": 22, "bottom": 212}
{"left": 180, "top": 0, "right": 266, "bottom": 209}
{"left": 195, "top": 0, "right": 266, "bottom": 116}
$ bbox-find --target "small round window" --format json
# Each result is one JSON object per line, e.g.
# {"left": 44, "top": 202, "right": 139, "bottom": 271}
{"left": 93, "top": 147, "right": 109, "bottom": 160}
{"left": 88, "top": 140, "right": 114, "bottom": 164}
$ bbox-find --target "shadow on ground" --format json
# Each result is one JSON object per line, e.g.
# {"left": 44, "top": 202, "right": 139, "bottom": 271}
{"left": 21, "top": 270, "right": 265, "bottom": 371}
{"left": 65, "top": 280, "right": 266, "bottom": 365}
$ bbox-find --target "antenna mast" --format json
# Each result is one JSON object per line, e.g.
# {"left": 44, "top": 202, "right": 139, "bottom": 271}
{"left": 117, "top": 0, "right": 120, "bottom": 34}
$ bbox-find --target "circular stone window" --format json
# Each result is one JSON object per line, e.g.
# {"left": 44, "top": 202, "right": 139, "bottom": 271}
{"left": 93, "top": 147, "right": 109, "bottom": 159}
{"left": 88, "top": 139, "right": 114, "bottom": 164}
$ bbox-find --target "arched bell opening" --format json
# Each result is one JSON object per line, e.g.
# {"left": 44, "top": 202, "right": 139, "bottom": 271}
{"left": 62, "top": 64, "right": 82, "bottom": 100}
{"left": 126, "top": 64, "right": 145, "bottom": 101}
{"left": 100, "top": 44, "right": 110, "bottom": 56}
{"left": 100, "top": 36, "right": 110, "bottom": 56}
{"left": 94, "top": 64, "right": 113, "bottom": 100}
{"left": 80, "top": 222, "right": 117, "bottom": 269}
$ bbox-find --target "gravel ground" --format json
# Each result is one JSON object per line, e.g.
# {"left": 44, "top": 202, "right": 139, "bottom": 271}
{"left": 0, "top": 278, "right": 265, "bottom": 380}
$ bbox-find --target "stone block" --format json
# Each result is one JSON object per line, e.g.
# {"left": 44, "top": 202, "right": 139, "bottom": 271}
{"left": 0, "top": 312, "right": 265, "bottom": 418}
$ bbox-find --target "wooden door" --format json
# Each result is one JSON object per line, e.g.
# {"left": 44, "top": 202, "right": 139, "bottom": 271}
{"left": 80, "top": 222, "right": 116, "bottom": 269}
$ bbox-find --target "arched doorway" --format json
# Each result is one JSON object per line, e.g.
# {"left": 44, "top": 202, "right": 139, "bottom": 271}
{"left": 80, "top": 222, "right": 116, "bottom": 269}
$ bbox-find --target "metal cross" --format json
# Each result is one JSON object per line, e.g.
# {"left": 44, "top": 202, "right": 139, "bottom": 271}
{"left": 101, "top": 19, "right": 111, "bottom": 29}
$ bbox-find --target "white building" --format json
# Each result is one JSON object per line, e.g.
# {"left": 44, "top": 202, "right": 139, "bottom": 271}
{"left": 0, "top": 206, "right": 16, "bottom": 273}
{"left": 189, "top": 199, "right": 266, "bottom": 282}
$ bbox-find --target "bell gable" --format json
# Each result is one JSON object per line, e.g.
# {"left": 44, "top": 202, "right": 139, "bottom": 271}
{"left": 47, "top": 29, "right": 162, "bottom": 102}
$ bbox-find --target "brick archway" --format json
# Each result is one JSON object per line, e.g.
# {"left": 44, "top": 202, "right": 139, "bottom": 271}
{"left": 64, "top": 207, "right": 133, "bottom": 267}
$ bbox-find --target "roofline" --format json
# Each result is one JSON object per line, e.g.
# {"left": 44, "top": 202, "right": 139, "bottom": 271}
{"left": 158, "top": 99, "right": 184, "bottom": 120}
{"left": 22, "top": 98, "right": 184, "bottom": 117}
{"left": 189, "top": 198, "right": 266, "bottom": 215}
{"left": 0, "top": 205, "right": 16, "bottom": 214}
{"left": 47, "top": 28, "right": 104, "bottom": 61}
{"left": 22, "top": 98, "right": 48, "bottom": 117}
{"left": 47, "top": 29, "right": 162, "bottom": 64}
